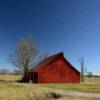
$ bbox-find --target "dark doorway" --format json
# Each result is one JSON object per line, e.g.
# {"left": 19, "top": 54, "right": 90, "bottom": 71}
{"left": 34, "top": 72, "right": 38, "bottom": 83}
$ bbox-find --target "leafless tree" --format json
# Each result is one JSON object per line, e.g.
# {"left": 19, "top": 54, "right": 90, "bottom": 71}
{"left": 8, "top": 37, "right": 38, "bottom": 81}
{"left": 79, "top": 57, "right": 84, "bottom": 82}
{"left": 87, "top": 72, "right": 93, "bottom": 79}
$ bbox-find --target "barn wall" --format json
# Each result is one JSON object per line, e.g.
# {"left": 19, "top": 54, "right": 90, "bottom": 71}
{"left": 37, "top": 57, "right": 80, "bottom": 83}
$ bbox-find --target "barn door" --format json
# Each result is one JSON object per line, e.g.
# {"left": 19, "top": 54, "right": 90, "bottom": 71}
{"left": 29, "top": 72, "right": 34, "bottom": 83}
{"left": 34, "top": 72, "right": 38, "bottom": 83}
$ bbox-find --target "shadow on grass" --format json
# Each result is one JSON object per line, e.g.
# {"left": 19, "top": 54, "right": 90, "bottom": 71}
{"left": 16, "top": 76, "right": 30, "bottom": 83}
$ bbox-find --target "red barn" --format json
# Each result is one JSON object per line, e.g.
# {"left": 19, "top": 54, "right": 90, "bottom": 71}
{"left": 27, "top": 52, "right": 80, "bottom": 83}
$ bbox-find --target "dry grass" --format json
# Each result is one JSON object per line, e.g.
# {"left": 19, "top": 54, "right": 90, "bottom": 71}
{"left": 83, "top": 77, "right": 100, "bottom": 84}
{"left": 59, "top": 96, "right": 100, "bottom": 100}
{"left": 42, "top": 77, "right": 100, "bottom": 93}
{"left": 0, "top": 75, "right": 21, "bottom": 82}
{"left": 0, "top": 83, "right": 98, "bottom": 100}
{"left": 0, "top": 75, "right": 100, "bottom": 100}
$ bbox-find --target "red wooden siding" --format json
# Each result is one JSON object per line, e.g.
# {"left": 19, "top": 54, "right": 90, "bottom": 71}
{"left": 36, "top": 57, "right": 80, "bottom": 83}
{"left": 27, "top": 52, "right": 80, "bottom": 83}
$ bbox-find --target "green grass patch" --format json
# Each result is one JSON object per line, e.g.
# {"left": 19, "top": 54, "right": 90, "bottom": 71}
{"left": 42, "top": 83, "right": 100, "bottom": 93}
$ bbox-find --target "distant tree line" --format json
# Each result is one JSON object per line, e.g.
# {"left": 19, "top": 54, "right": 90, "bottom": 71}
{"left": 0, "top": 68, "right": 9, "bottom": 75}
{"left": 0, "top": 68, "right": 21, "bottom": 75}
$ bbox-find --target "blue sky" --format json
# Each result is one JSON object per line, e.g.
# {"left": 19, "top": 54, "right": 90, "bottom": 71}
{"left": 0, "top": 0, "right": 100, "bottom": 74}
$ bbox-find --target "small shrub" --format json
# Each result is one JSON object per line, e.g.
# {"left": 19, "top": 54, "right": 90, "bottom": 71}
{"left": 34, "top": 92, "right": 63, "bottom": 100}
{"left": 48, "top": 92, "right": 63, "bottom": 99}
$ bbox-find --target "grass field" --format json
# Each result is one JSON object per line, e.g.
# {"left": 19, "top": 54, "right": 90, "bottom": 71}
{"left": 0, "top": 75, "right": 100, "bottom": 100}
{"left": 42, "top": 82, "right": 100, "bottom": 93}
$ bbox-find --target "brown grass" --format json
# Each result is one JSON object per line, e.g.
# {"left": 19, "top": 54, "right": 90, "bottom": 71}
{"left": 0, "top": 75, "right": 100, "bottom": 100}
{"left": 41, "top": 77, "right": 100, "bottom": 93}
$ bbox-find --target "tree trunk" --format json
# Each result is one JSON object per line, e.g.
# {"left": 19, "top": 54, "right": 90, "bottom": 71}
{"left": 22, "top": 67, "right": 29, "bottom": 82}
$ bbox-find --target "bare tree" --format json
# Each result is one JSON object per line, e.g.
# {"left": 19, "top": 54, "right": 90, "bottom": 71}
{"left": 87, "top": 72, "right": 93, "bottom": 79}
{"left": 8, "top": 37, "right": 38, "bottom": 81}
{"left": 79, "top": 57, "right": 84, "bottom": 82}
